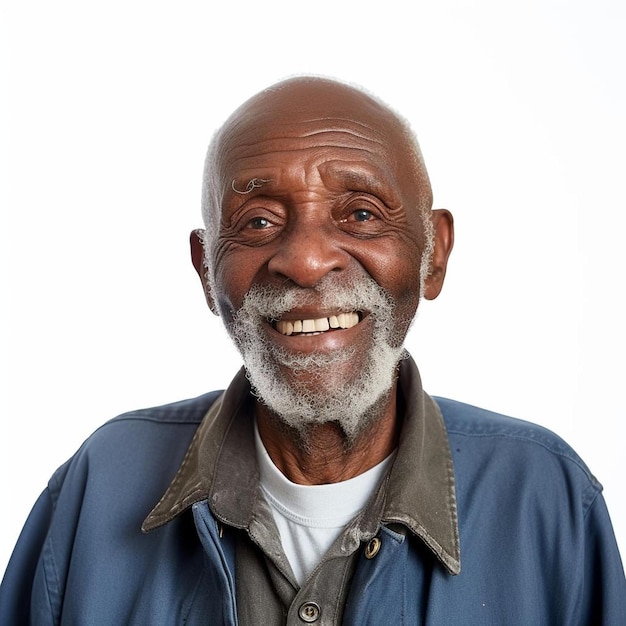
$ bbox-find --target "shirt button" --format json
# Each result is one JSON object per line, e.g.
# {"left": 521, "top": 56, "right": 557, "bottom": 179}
{"left": 365, "top": 536, "right": 381, "bottom": 559}
{"left": 298, "top": 601, "right": 321, "bottom": 623}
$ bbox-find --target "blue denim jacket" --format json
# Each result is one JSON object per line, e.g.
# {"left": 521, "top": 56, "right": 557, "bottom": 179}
{"left": 1, "top": 365, "right": 625, "bottom": 624}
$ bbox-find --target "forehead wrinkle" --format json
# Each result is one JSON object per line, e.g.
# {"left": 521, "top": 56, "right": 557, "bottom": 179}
{"left": 303, "top": 128, "right": 383, "bottom": 143}
{"left": 216, "top": 117, "right": 389, "bottom": 168}
{"left": 225, "top": 143, "right": 383, "bottom": 162}
{"left": 264, "top": 120, "right": 388, "bottom": 146}
{"left": 217, "top": 116, "right": 402, "bottom": 205}
{"left": 220, "top": 133, "right": 385, "bottom": 164}
{"left": 224, "top": 114, "right": 389, "bottom": 143}
{"left": 220, "top": 143, "right": 387, "bottom": 193}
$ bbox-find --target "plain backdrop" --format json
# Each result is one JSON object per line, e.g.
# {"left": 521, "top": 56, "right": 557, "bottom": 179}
{"left": 2, "top": 0, "right": 625, "bottom": 575}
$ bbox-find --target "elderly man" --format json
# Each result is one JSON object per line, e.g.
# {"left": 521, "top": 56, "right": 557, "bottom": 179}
{"left": 1, "top": 77, "right": 625, "bottom": 624}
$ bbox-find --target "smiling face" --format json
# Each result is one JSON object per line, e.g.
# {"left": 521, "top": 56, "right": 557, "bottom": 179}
{"left": 195, "top": 78, "right": 451, "bottom": 441}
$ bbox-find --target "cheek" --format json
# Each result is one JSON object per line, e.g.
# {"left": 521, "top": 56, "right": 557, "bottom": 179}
{"left": 356, "top": 237, "right": 422, "bottom": 326}
{"left": 359, "top": 236, "right": 422, "bottom": 293}
{"left": 213, "top": 247, "right": 270, "bottom": 317}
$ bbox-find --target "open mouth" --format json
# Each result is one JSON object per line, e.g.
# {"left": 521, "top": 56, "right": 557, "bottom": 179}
{"left": 271, "top": 312, "right": 363, "bottom": 336}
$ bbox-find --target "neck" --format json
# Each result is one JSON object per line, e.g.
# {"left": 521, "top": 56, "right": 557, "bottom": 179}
{"left": 255, "top": 384, "right": 400, "bottom": 485}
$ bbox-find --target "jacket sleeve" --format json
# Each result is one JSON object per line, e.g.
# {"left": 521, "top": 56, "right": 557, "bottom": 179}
{"left": 0, "top": 489, "right": 55, "bottom": 624}
{"left": 578, "top": 493, "right": 626, "bottom": 624}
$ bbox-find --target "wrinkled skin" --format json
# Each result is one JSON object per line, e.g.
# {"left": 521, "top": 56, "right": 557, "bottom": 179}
{"left": 191, "top": 77, "right": 453, "bottom": 483}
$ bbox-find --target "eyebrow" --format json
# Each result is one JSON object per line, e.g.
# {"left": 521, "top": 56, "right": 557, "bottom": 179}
{"left": 318, "top": 161, "right": 401, "bottom": 207}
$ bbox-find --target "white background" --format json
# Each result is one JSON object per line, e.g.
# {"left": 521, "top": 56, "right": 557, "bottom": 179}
{"left": 2, "top": 0, "right": 624, "bottom": 575}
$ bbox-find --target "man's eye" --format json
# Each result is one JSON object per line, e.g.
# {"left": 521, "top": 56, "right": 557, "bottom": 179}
{"left": 353, "top": 209, "right": 373, "bottom": 222}
{"left": 338, "top": 206, "right": 379, "bottom": 226}
{"left": 248, "top": 216, "right": 271, "bottom": 229}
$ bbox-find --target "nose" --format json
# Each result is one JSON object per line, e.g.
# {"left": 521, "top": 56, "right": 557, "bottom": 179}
{"left": 267, "top": 220, "right": 349, "bottom": 288}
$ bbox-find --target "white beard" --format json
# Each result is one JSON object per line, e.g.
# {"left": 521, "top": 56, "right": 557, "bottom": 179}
{"left": 224, "top": 274, "right": 409, "bottom": 443}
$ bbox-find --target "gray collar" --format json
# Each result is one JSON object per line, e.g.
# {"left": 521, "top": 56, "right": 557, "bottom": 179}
{"left": 142, "top": 357, "right": 460, "bottom": 575}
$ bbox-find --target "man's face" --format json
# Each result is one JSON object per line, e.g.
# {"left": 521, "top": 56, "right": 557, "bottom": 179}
{"left": 207, "top": 80, "right": 433, "bottom": 440}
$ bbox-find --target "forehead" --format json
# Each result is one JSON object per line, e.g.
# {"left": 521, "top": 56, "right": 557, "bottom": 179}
{"left": 214, "top": 81, "right": 413, "bottom": 191}
{"left": 223, "top": 79, "right": 401, "bottom": 141}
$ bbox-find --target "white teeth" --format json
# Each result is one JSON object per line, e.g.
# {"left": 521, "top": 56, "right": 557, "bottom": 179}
{"left": 274, "top": 312, "right": 360, "bottom": 336}
{"left": 302, "top": 319, "right": 316, "bottom": 333}
{"left": 314, "top": 317, "right": 330, "bottom": 331}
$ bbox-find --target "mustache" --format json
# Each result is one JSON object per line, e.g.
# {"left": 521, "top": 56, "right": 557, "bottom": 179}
{"left": 233, "top": 274, "right": 396, "bottom": 323}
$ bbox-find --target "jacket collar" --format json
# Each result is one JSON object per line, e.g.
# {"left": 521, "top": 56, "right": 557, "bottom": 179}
{"left": 142, "top": 357, "right": 460, "bottom": 575}
{"left": 384, "top": 357, "right": 460, "bottom": 574}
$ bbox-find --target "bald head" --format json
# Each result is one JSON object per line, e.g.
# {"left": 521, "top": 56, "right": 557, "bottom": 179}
{"left": 202, "top": 77, "right": 433, "bottom": 240}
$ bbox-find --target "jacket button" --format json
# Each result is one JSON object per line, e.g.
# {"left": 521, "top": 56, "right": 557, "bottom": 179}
{"left": 365, "top": 537, "right": 381, "bottom": 559}
{"left": 298, "top": 601, "right": 321, "bottom": 622}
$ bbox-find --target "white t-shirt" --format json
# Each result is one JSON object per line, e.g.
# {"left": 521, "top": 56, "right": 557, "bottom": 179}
{"left": 254, "top": 422, "right": 395, "bottom": 585}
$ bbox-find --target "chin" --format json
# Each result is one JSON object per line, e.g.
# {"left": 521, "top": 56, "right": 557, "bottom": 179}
{"left": 247, "top": 341, "right": 403, "bottom": 444}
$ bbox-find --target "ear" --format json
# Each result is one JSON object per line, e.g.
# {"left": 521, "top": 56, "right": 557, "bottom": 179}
{"left": 190, "top": 229, "right": 219, "bottom": 315}
{"left": 423, "top": 209, "right": 454, "bottom": 301}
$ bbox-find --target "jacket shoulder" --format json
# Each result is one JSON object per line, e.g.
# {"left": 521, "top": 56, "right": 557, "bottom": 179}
{"left": 48, "top": 390, "right": 224, "bottom": 498}
{"left": 434, "top": 396, "right": 589, "bottom": 462}
{"left": 103, "top": 389, "right": 223, "bottom": 426}
{"left": 433, "top": 396, "right": 601, "bottom": 498}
